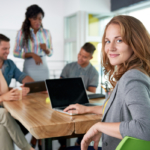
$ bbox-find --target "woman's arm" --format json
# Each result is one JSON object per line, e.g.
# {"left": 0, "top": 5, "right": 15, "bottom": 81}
{"left": 64, "top": 104, "right": 103, "bottom": 115}
{"left": 81, "top": 122, "right": 122, "bottom": 150}
{"left": 13, "top": 30, "right": 25, "bottom": 58}
{"left": 40, "top": 43, "right": 51, "bottom": 55}
{"left": 24, "top": 53, "right": 43, "bottom": 65}
{"left": 119, "top": 71, "right": 150, "bottom": 140}
{"left": 40, "top": 30, "right": 53, "bottom": 57}
{"left": 97, "top": 122, "right": 122, "bottom": 139}
{"left": 24, "top": 53, "right": 35, "bottom": 58}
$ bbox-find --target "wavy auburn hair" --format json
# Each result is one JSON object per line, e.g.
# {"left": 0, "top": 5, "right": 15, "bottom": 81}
{"left": 101, "top": 15, "right": 150, "bottom": 88}
{"left": 21, "top": 4, "right": 44, "bottom": 46}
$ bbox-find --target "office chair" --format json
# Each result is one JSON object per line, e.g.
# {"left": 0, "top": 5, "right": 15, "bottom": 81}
{"left": 116, "top": 136, "right": 150, "bottom": 150}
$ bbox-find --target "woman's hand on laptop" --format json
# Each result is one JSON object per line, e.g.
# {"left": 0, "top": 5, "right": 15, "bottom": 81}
{"left": 63, "top": 104, "right": 88, "bottom": 114}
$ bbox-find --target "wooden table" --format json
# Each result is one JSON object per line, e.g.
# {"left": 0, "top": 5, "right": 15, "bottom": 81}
{"left": 3, "top": 93, "right": 104, "bottom": 149}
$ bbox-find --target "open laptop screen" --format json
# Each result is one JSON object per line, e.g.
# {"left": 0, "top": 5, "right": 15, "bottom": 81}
{"left": 45, "top": 78, "right": 89, "bottom": 108}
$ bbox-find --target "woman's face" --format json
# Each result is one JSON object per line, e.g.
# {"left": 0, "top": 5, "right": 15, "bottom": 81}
{"left": 29, "top": 13, "right": 43, "bottom": 30}
{"left": 104, "top": 24, "right": 133, "bottom": 66}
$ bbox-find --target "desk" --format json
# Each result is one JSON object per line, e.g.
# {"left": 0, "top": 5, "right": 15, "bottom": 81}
{"left": 3, "top": 93, "right": 104, "bottom": 148}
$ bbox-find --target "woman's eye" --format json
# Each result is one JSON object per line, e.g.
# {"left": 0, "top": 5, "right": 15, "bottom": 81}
{"left": 117, "top": 39, "right": 122, "bottom": 43}
{"left": 105, "top": 41, "right": 110, "bottom": 44}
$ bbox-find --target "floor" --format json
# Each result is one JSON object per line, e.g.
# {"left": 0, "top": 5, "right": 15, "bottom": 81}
{"left": 15, "top": 133, "right": 102, "bottom": 150}
{"left": 15, "top": 133, "right": 77, "bottom": 150}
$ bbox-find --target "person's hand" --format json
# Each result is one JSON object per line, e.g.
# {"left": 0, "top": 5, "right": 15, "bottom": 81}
{"left": 1, "top": 89, "right": 20, "bottom": 101}
{"left": 40, "top": 43, "right": 50, "bottom": 54}
{"left": 81, "top": 123, "right": 102, "bottom": 150}
{"left": 32, "top": 53, "right": 43, "bottom": 65}
{"left": 40, "top": 43, "right": 47, "bottom": 51}
{"left": 63, "top": 104, "right": 88, "bottom": 114}
{"left": 21, "top": 84, "right": 30, "bottom": 97}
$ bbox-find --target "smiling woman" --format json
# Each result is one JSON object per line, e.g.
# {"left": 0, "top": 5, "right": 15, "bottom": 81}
{"left": 80, "top": 15, "right": 150, "bottom": 150}
{"left": 64, "top": 15, "right": 150, "bottom": 150}
{"left": 101, "top": 15, "right": 150, "bottom": 88}
{"left": 104, "top": 24, "right": 133, "bottom": 68}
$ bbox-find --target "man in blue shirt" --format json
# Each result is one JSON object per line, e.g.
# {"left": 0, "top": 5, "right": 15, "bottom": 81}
{"left": 0, "top": 34, "right": 34, "bottom": 86}
{"left": 0, "top": 34, "right": 34, "bottom": 134}
{"left": 0, "top": 34, "right": 35, "bottom": 149}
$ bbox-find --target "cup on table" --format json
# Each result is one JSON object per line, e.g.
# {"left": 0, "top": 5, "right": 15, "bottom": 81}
{"left": 13, "top": 87, "right": 22, "bottom": 100}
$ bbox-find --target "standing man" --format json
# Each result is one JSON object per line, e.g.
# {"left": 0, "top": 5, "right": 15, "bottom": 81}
{"left": 59, "top": 43, "right": 99, "bottom": 149}
{"left": 60, "top": 42, "right": 99, "bottom": 93}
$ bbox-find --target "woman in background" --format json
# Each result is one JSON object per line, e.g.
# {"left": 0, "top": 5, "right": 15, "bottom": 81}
{"left": 13, "top": 4, "right": 53, "bottom": 81}
{"left": 13, "top": 4, "right": 53, "bottom": 149}
{"left": 64, "top": 15, "right": 150, "bottom": 150}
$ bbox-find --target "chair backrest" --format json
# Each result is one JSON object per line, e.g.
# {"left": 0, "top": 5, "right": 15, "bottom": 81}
{"left": 116, "top": 136, "right": 150, "bottom": 150}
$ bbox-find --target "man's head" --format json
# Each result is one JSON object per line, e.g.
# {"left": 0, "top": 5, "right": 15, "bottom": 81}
{"left": 0, "top": 34, "right": 10, "bottom": 61}
{"left": 77, "top": 42, "right": 96, "bottom": 67}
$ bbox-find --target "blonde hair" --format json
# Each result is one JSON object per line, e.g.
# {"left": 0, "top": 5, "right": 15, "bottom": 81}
{"left": 101, "top": 15, "right": 150, "bottom": 88}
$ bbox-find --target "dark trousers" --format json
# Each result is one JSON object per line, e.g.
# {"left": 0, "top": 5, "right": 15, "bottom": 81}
{"left": 59, "top": 136, "right": 83, "bottom": 146}
{"left": 16, "top": 120, "right": 29, "bottom": 135}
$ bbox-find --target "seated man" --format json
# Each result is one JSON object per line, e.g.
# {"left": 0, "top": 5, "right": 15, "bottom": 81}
{"left": 0, "top": 34, "right": 34, "bottom": 149}
{"left": 59, "top": 42, "right": 99, "bottom": 149}
{"left": 0, "top": 34, "right": 34, "bottom": 89}
{"left": 60, "top": 42, "right": 99, "bottom": 93}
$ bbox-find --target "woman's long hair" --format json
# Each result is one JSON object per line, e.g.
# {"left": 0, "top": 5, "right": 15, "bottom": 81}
{"left": 101, "top": 15, "right": 150, "bottom": 88}
{"left": 21, "top": 4, "right": 44, "bottom": 46}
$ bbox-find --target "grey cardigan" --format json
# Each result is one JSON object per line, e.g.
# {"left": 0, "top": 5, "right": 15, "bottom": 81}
{"left": 101, "top": 69, "right": 150, "bottom": 150}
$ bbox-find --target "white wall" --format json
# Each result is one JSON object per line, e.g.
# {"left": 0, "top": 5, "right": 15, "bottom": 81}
{"left": 64, "top": 0, "right": 111, "bottom": 16}
{"left": 0, "top": 0, "right": 64, "bottom": 64}
{"left": 63, "top": 0, "right": 81, "bottom": 16}
{"left": 80, "top": 0, "right": 111, "bottom": 13}
{"left": 0, "top": 0, "right": 111, "bottom": 60}
{"left": 0, "top": 0, "right": 111, "bottom": 77}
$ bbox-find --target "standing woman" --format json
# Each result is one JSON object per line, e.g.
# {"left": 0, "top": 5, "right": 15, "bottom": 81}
{"left": 13, "top": 4, "right": 53, "bottom": 149}
{"left": 13, "top": 4, "right": 53, "bottom": 81}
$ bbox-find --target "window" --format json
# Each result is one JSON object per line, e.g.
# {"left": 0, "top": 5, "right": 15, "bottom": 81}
{"left": 64, "top": 14, "right": 77, "bottom": 62}
{"left": 64, "top": 2, "right": 150, "bottom": 94}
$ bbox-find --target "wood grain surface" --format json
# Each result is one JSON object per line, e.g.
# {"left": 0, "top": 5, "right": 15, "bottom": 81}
{"left": 3, "top": 93, "right": 104, "bottom": 139}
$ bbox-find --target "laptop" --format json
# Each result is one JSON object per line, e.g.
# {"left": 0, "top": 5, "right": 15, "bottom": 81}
{"left": 45, "top": 78, "right": 96, "bottom": 115}
{"left": 24, "top": 81, "right": 46, "bottom": 93}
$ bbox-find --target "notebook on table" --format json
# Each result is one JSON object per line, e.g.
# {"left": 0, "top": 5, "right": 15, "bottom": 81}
{"left": 45, "top": 78, "right": 96, "bottom": 115}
